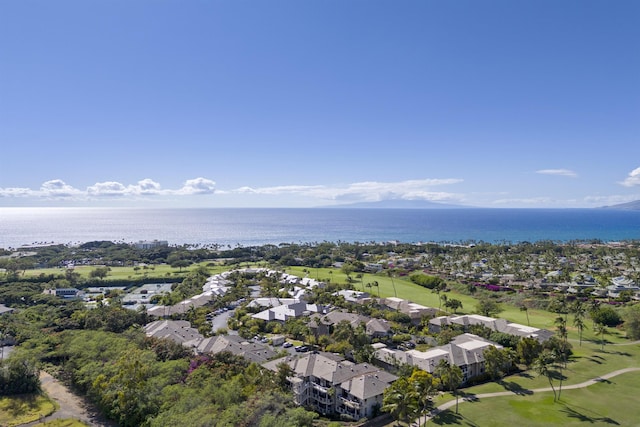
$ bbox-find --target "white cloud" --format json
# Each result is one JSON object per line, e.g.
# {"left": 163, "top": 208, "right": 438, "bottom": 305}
{"left": 87, "top": 181, "right": 130, "bottom": 197}
{"left": 175, "top": 177, "right": 216, "bottom": 195}
{"left": 0, "top": 177, "right": 215, "bottom": 202}
{"left": 233, "top": 185, "right": 325, "bottom": 195}
{"left": 230, "top": 178, "right": 463, "bottom": 203}
{"left": 536, "top": 169, "right": 578, "bottom": 178}
{"left": 0, "top": 187, "right": 33, "bottom": 197}
{"left": 620, "top": 167, "right": 640, "bottom": 187}
{"left": 133, "top": 179, "right": 162, "bottom": 195}
{"left": 0, "top": 176, "right": 463, "bottom": 206}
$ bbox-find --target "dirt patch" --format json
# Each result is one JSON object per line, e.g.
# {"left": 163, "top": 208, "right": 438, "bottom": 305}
{"left": 19, "top": 372, "right": 117, "bottom": 427}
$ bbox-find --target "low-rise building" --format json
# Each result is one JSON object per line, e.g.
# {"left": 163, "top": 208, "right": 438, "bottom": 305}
{"left": 374, "top": 333, "right": 499, "bottom": 384}
{"left": 43, "top": 288, "right": 82, "bottom": 300}
{"left": 378, "top": 297, "right": 438, "bottom": 324}
{"left": 428, "top": 314, "right": 553, "bottom": 342}
{"left": 263, "top": 352, "right": 396, "bottom": 420}
{"left": 197, "top": 335, "right": 276, "bottom": 363}
{"left": 143, "top": 320, "right": 203, "bottom": 349}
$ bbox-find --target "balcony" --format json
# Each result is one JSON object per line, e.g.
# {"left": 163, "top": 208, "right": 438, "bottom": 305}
{"left": 312, "top": 394, "right": 333, "bottom": 405}
{"left": 311, "top": 382, "right": 329, "bottom": 394}
{"left": 339, "top": 397, "right": 361, "bottom": 409}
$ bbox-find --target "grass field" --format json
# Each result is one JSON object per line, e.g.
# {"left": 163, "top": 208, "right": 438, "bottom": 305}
{"left": 21, "top": 261, "right": 233, "bottom": 282}
{"left": 430, "top": 370, "right": 640, "bottom": 426}
{"left": 285, "top": 266, "right": 570, "bottom": 329}
{"left": 425, "top": 335, "right": 640, "bottom": 426}
{"left": 0, "top": 394, "right": 57, "bottom": 426}
{"left": 39, "top": 419, "right": 89, "bottom": 427}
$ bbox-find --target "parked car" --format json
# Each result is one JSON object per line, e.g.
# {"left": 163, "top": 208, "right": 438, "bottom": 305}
{"left": 283, "top": 342, "right": 293, "bottom": 348}
{"left": 295, "top": 345, "right": 309, "bottom": 352}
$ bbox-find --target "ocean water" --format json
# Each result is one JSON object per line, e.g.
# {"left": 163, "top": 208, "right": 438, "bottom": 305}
{"left": 0, "top": 207, "right": 639, "bottom": 249}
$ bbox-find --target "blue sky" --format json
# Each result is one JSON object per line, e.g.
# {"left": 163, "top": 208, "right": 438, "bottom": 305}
{"left": 1, "top": 0, "right": 639, "bottom": 208}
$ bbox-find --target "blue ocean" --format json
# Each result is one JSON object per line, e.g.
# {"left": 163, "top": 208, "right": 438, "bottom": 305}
{"left": 0, "top": 208, "right": 639, "bottom": 249}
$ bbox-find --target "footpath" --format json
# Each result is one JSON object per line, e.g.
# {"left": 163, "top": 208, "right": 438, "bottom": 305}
{"left": 19, "top": 372, "right": 116, "bottom": 427}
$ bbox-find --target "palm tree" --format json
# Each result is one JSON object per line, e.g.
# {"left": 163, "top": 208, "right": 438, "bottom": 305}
{"left": 519, "top": 304, "right": 530, "bottom": 326}
{"left": 534, "top": 349, "right": 557, "bottom": 402}
{"left": 387, "top": 269, "right": 398, "bottom": 298}
{"left": 382, "top": 377, "right": 418, "bottom": 426}
{"left": 595, "top": 322, "right": 607, "bottom": 351}
{"left": 553, "top": 315, "right": 569, "bottom": 400}
{"left": 439, "top": 293, "right": 448, "bottom": 311}
{"left": 356, "top": 273, "right": 365, "bottom": 291}
{"left": 435, "top": 360, "right": 463, "bottom": 413}
{"left": 570, "top": 300, "right": 587, "bottom": 345}
{"left": 589, "top": 299, "right": 601, "bottom": 329}
{"left": 410, "top": 370, "right": 440, "bottom": 427}
{"left": 373, "top": 280, "right": 380, "bottom": 298}
{"left": 573, "top": 314, "right": 586, "bottom": 347}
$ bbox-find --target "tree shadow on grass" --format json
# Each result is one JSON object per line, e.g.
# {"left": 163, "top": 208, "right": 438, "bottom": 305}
{"left": 458, "top": 391, "right": 479, "bottom": 403}
{"left": 515, "top": 371, "right": 533, "bottom": 379}
{"left": 497, "top": 380, "right": 533, "bottom": 395}
{"left": 430, "top": 410, "right": 479, "bottom": 426}
{"left": 585, "top": 356, "right": 603, "bottom": 364}
{"left": 600, "top": 350, "right": 631, "bottom": 357}
{"left": 549, "top": 369, "right": 567, "bottom": 381}
{"left": 561, "top": 404, "right": 619, "bottom": 425}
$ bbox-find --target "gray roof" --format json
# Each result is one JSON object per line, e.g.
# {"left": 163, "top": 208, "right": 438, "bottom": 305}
{"left": 264, "top": 352, "right": 381, "bottom": 385}
{"left": 197, "top": 335, "right": 277, "bottom": 363}
{"left": 309, "top": 311, "right": 369, "bottom": 328}
{"left": 143, "top": 320, "right": 204, "bottom": 347}
{"left": 430, "top": 314, "right": 553, "bottom": 342}
{"left": 340, "top": 370, "right": 398, "bottom": 400}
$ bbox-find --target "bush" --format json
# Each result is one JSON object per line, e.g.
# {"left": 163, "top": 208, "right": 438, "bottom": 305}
{"left": 591, "top": 306, "right": 622, "bottom": 327}
{"left": 409, "top": 273, "right": 444, "bottom": 290}
{"left": 0, "top": 357, "right": 40, "bottom": 395}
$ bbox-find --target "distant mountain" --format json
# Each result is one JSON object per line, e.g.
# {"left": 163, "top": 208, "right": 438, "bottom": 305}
{"left": 327, "top": 199, "right": 472, "bottom": 209}
{"left": 601, "top": 200, "right": 640, "bottom": 210}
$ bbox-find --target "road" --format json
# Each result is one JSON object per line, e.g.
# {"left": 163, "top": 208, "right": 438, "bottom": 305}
{"left": 210, "top": 309, "right": 235, "bottom": 333}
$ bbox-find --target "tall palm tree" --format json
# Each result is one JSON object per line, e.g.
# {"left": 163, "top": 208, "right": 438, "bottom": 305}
{"left": 410, "top": 370, "right": 440, "bottom": 427}
{"left": 520, "top": 304, "right": 530, "bottom": 326}
{"left": 382, "top": 377, "right": 418, "bottom": 426}
{"left": 534, "top": 350, "right": 557, "bottom": 401}
{"left": 373, "top": 280, "right": 380, "bottom": 298}
{"left": 573, "top": 314, "right": 586, "bottom": 347}
{"left": 387, "top": 269, "right": 398, "bottom": 298}
{"left": 440, "top": 293, "right": 448, "bottom": 311}
{"left": 435, "top": 360, "right": 463, "bottom": 413}
{"left": 356, "top": 273, "right": 365, "bottom": 292}
{"left": 595, "top": 322, "right": 607, "bottom": 351}
{"left": 571, "top": 300, "right": 587, "bottom": 346}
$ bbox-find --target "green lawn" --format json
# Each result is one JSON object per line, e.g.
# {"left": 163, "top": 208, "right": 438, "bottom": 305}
{"left": 426, "top": 338, "right": 640, "bottom": 426}
{"left": 22, "top": 261, "right": 231, "bottom": 282}
{"left": 431, "top": 370, "right": 640, "bottom": 426}
{"left": 286, "top": 267, "right": 564, "bottom": 328}
{"left": 39, "top": 419, "right": 89, "bottom": 427}
{"left": 0, "top": 394, "right": 57, "bottom": 426}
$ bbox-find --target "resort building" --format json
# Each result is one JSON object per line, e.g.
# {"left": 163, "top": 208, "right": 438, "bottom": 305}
{"left": 428, "top": 314, "right": 554, "bottom": 342}
{"left": 263, "top": 352, "right": 397, "bottom": 420}
{"left": 374, "top": 333, "right": 500, "bottom": 384}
